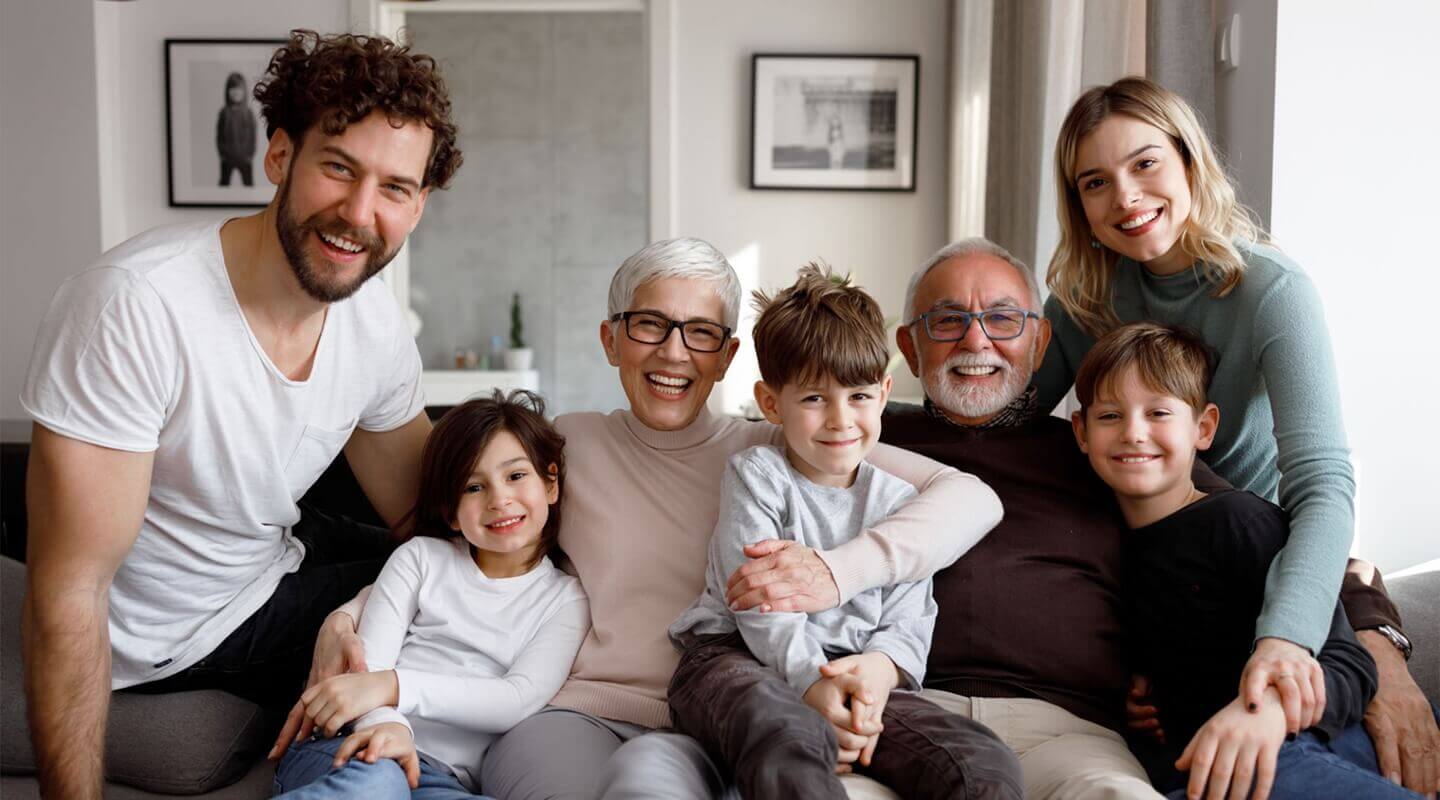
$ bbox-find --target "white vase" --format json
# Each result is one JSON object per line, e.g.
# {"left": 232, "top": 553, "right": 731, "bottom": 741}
{"left": 503, "top": 348, "right": 534, "bottom": 371}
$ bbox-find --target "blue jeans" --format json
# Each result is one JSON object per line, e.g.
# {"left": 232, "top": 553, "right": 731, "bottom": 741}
{"left": 273, "top": 735, "right": 493, "bottom": 799}
{"left": 1164, "top": 721, "right": 1425, "bottom": 800}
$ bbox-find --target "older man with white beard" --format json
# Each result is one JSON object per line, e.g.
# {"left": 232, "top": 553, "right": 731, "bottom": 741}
{"left": 826, "top": 238, "right": 1419, "bottom": 800}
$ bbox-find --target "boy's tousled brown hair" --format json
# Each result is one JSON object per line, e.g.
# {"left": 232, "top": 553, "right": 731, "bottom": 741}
{"left": 409, "top": 390, "right": 565, "bottom": 570}
{"left": 752, "top": 263, "right": 889, "bottom": 389}
{"left": 1074, "top": 322, "right": 1216, "bottom": 415}
{"left": 254, "top": 29, "right": 462, "bottom": 189}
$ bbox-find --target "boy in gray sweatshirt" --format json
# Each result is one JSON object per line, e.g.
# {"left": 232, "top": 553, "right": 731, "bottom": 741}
{"left": 668, "top": 265, "right": 1020, "bottom": 800}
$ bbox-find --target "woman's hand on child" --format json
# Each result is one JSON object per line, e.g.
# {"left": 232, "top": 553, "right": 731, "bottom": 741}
{"left": 1125, "top": 674, "right": 1166, "bottom": 744}
{"left": 333, "top": 722, "right": 420, "bottom": 789}
{"left": 726, "top": 540, "right": 839, "bottom": 614}
{"left": 267, "top": 670, "right": 400, "bottom": 757}
{"left": 1176, "top": 690, "right": 1286, "bottom": 800}
{"left": 1240, "top": 638, "right": 1325, "bottom": 733}
{"left": 308, "top": 610, "right": 367, "bottom": 688}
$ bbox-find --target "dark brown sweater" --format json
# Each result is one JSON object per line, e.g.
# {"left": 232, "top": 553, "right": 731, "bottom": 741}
{"left": 880, "top": 404, "right": 1131, "bottom": 729}
{"left": 879, "top": 402, "right": 1403, "bottom": 733}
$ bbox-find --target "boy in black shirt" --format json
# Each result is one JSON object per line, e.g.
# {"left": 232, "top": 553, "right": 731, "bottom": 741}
{"left": 1069, "top": 322, "right": 1421, "bottom": 800}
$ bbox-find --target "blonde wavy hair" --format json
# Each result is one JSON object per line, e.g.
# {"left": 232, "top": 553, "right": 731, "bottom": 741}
{"left": 1047, "top": 76, "right": 1263, "bottom": 338}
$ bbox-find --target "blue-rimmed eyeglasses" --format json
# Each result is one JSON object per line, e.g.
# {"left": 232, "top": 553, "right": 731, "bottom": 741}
{"left": 910, "top": 307, "right": 1040, "bottom": 342}
{"left": 610, "top": 311, "right": 733, "bottom": 353}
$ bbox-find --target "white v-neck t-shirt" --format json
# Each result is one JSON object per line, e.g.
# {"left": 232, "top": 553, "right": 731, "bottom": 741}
{"left": 21, "top": 220, "right": 425, "bottom": 688}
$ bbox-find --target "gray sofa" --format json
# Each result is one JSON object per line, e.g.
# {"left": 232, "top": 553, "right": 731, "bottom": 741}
{"left": 2, "top": 556, "right": 1436, "bottom": 798}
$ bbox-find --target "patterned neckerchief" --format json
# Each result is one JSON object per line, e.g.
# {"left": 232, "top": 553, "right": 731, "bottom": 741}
{"left": 923, "top": 385, "right": 1040, "bottom": 430}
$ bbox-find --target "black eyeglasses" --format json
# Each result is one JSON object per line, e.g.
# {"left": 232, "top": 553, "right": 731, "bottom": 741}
{"left": 610, "top": 311, "right": 733, "bottom": 353}
{"left": 911, "top": 307, "right": 1039, "bottom": 341}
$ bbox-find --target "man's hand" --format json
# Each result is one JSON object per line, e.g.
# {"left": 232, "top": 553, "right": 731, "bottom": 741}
{"left": 1358, "top": 629, "right": 1440, "bottom": 795}
{"left": 1176, "top": 690, "right": 1286, "bottom": 800}
{"left": 332, "top": 722, "right": 420, "bottom": 789}
{"left": 307, "top": 610, "right": 367, "bottom": 689}
{"left": 803, "top": 672, "right": 877, "bottom": 772}
{"left": 820, "top": 652, "right": 901, "bottom": 766}
{"left": 1239, "top": 637, "right": 1325, "bottom": 733}
{"left": 725, "top": 540, "right": 839, "bottom": 614}
{"left": 268, "top": 670, "right": 398, "bottom": 757}
{"left": 1125, "top": 674, "right": 1166, "bottom": 745}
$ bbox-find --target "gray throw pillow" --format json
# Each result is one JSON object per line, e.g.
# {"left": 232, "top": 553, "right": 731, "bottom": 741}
{"left": 1, "top": 556, "right": 272, "bottom": 794}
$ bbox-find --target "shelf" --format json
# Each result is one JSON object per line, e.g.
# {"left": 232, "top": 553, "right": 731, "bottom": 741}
{"left": 423, "top": 369, "right": 540, "bottom": 406}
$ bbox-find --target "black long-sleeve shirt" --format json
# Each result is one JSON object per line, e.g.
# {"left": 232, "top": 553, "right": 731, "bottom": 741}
{"left": 878, "top": 403, "right": 1399, "bottom": 738}
{"left": 1125, "top": 489, "right": 1377, "bottom": 785}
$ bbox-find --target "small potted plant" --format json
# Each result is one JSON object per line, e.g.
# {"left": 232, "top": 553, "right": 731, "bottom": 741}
{"left": 503, "top": 292, "right": 534, "bottom": 370}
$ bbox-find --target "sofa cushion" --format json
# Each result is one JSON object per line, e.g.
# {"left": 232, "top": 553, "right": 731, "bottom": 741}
{"left": 1389, "top": 568, "right": 1439, "bottom": 708}
{"left": 1, "top": 556, "right": 274, "bottom": 795}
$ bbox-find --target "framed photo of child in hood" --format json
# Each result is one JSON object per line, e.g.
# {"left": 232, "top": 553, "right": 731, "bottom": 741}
{"left": 165, "top": 39, "right": 283, "bottom": 207}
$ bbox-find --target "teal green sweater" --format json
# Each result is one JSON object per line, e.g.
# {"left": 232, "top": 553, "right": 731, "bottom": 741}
{"left": 1035, "top": 244, "right": 1354, "bottom": 654}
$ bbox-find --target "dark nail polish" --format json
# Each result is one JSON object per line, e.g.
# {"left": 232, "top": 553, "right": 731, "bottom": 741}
{"left": 1247, "top": 703, "right": 1257, "bottom": 711}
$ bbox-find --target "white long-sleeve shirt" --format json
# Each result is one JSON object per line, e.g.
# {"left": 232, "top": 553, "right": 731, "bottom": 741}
{"left": 353, "top": 536, "right": 588, "bottom": 792}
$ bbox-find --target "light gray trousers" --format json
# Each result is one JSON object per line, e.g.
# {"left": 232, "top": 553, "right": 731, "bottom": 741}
{"left": 479, "top": 706, "right": 738, "bottom": 800}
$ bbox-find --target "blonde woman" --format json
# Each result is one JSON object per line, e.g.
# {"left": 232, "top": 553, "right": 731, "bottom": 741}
{"left": 1034, "top": 76, "right": 1390, "bottom": 795}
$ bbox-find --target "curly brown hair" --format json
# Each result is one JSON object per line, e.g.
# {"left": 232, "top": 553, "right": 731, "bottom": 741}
{"left": 254, "top": 29, "right": 462, "bottom": 189}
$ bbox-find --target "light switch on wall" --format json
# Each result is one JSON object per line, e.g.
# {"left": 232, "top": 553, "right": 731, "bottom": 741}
{"left": 1217, "top": 13, "right": 1242, "bottom": 71}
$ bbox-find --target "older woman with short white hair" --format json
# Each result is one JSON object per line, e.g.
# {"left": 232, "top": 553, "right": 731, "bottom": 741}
{"left": 325, "top": 238, "right": 1005, "bottom": 798}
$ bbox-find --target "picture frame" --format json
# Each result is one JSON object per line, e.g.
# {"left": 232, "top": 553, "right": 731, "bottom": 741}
{"left": 750, "top": 53, "right": 919, "bottom": 191}
{"left": 165, "top": 38, "right": 284, "bottom": 208}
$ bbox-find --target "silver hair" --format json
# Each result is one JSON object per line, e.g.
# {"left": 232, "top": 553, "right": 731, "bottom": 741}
{"left": 902, "top": 237, "right": 1043, "bottom": 323}
{"left": 606, "top": 238, "right": 742, "bottom": 330}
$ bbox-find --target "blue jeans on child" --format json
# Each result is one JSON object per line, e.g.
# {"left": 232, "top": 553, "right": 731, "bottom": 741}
{"left": 273, "top": 735, "right": 494, "bottom": 799}
{"left": 1163, "top": 720, "right": 1427, "bottom": 800}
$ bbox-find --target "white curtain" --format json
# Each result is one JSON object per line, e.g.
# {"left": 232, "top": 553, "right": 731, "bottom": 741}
{"left": 946, "top": 0, "right": 1146, "bottom": 277}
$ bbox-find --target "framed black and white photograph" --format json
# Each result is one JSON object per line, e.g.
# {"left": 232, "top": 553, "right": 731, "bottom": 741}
{"left": 750, "top": 54, "right": 919, "bottom": 191}
{"left": 165, "top": 39, "right": 283, "bottom": 207}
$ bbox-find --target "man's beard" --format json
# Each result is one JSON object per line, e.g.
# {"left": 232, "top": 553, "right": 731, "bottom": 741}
{"left": 924, "top": 350, "right": 1033, "bottom": 421}
{"left": 275, "top": 177, "right": 399, "bottom": 303}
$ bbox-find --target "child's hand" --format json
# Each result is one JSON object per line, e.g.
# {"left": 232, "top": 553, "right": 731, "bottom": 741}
{"left": 1240, "top": 637, "right": 1325, "bottom": 733}
{"left": 820, "top": 652, "right": 901, "bottom": 767}
{"left": 333, "top": 722, "right": 420, "bottom": 789}
{"left": 267, "top": 670, "right": 399, "bottom": 757}
{"left": 1125, "top": 674, "right": 1166, "bottom": 744}
{"left": 803, "top": 673, "right": 876, "bottom": 772}
{"left": 1176, "top": 690, "right": 1286, "bottom": 800}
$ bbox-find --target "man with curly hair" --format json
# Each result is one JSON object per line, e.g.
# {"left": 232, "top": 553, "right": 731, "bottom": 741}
{"left": 19, "top": 30, "right": 462, "bottom": 798}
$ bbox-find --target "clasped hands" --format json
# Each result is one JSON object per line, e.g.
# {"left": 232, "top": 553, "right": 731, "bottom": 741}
{"left": 804, "top": 651, "right": 902, "bottom": 773}
{"left": 266, "top": 615, "right": 421, "bottom": 787}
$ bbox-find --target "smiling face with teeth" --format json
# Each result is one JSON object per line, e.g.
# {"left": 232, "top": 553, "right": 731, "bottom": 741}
{"left": 1071, "top": 365, "right": 1218, "bottom": 524}
{"left": 1073, "top": 114, "right": 1194, "bottom": 276}
{"left": 451, "top": 430, "right": 559, "bottom": 577}
{"left": 897, "top": 254, "right": 1051, "bottom": 426}
{"left": 265, "top": 110, "right": 433, "bottom": 303}
{"left": 601, "top": 276, "right": 740, "bottom": 432}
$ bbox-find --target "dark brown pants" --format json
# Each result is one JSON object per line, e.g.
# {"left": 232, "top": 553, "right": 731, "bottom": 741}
{"left": 669, "top": 632, "right": 1023, "bottom": 800}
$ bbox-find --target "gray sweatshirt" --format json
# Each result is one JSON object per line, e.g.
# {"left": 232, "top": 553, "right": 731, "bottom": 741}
{"left": 670, "top": 444, "right": 934, "bottom": 693}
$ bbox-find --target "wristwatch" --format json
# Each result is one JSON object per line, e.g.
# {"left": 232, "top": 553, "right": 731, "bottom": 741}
{"left": 1372, "top": 624, "right": 1413, "bottom": 661}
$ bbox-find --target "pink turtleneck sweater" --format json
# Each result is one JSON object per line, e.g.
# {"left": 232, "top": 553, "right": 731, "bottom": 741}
{"left": 546, "top": 408, "right": 1002, "bottom": 729}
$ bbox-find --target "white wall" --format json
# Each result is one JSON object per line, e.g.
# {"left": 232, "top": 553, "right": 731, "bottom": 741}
{"left": 672, "top": 0, "right": 950, "bottom": 412}
{"left": 1213, "top": 0, "right": 1277, "bottom": 227}
{"left": 1269, "top": 0, "right": 1440, "bottom": 571}
{"left": 0, "top": 1, "right": 104, "bottom": 422}
{"left": 94, "top": 0, "right": 349, "bottom": 248}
